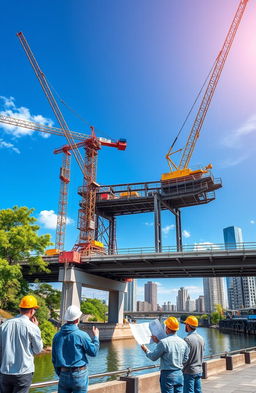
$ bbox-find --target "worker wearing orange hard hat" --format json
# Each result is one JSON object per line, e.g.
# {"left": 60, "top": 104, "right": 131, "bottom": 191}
{"left": 183, "top": 316, "right": 204, "bottom": 393}
{"left": 141, "top": 316, "right": 190, "bottom": 393}
{"left": 0, "top": 295, "right": 43, "bottom": 393}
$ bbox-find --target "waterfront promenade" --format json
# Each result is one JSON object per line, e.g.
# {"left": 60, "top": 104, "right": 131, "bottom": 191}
{"left": 203, "top": 363, "right": 256, "bottom": 393}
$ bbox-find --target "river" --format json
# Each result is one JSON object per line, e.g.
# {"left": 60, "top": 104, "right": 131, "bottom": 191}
{"left": 30, "top": 324, "right": 256, "bottom": 392}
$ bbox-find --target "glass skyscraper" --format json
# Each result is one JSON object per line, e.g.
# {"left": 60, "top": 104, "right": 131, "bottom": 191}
{"left": 223, "top": 226, "right": 256, "bottom": 309}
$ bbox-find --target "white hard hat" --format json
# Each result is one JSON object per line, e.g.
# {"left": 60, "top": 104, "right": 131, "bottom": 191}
{"left": 64, "top": 305, "right": 82, "bottom": 322}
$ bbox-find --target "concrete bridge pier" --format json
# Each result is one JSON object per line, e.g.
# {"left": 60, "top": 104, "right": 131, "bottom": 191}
{"left": 59, "top": 265, "right": 127, "bottom": 324}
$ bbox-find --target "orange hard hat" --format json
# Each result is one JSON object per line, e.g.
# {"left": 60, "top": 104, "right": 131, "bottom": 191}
{"left": 164, "top": 316, "right": 179, "bottom": 331}
{"left": 19, "top": 295, "right": 39, "bottom": 309}
{"left": 184, "top": 315, "right": 198, "bottom": 327}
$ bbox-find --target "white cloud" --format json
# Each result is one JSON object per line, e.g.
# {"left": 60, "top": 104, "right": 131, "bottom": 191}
{"left": 162, "top": 224, "right": 175, "bottom": 235}
{"left": 0, "top": 138, "right": 20, "bottom": 154}
{"left": 250, "top": 220, "right": 255, "bottom": 225}
{"left": 222, "top": 115, "right": 256, "bottom": 149}
{"left": 221, "top": 154, "right": 248, "bottom": 168}
{"left": 38, "top": 210, "right": 74, "bottom": 230}
{"left": 193, "top": 242, "right": 220, "bottom": 251}
{"left": 145, "top": 222, "right": 153, "bottom": 226}
{"left": 0, "top": 96, "right": 54, "bottom": 138}
{"left": 182, "top": 230, "right": 191, "bottom": 238}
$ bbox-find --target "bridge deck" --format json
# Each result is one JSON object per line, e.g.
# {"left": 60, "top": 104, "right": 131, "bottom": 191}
{"left": 22, "top": 246, "right": 256, "bottom": 282}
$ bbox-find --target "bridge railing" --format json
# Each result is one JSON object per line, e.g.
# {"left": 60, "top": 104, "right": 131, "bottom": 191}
{"left": 108, "top": 242, "right": 256, "bottom": 256}
{"left": 30, "top": 345, "right": 256, "bottom": 390}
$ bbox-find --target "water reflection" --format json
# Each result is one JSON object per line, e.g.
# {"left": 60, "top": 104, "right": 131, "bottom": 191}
{"left": 30, "top": 326, "right": 256, "bottom": 392}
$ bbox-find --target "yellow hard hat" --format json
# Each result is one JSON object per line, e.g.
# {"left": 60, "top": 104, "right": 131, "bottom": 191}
{"left": 164, "top": 316, "right": 179, "bottom": 331}
{"left": 184, "top": 315, "right": 198, "bottom": 327}
{"left": 19, "top": 295, "right": 39, "bottom": 309}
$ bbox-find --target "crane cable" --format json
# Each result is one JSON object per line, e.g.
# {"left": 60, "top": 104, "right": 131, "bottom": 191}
{"left": 168, "top": 55, "right": 218, "bottom": 154}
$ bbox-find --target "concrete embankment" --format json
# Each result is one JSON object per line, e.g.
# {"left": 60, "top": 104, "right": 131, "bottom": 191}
{"left": 40, "top": 350, "right": 256, "bottom": 393}
{"left": 80, "top": 323, "right": 134, "bottom": 341}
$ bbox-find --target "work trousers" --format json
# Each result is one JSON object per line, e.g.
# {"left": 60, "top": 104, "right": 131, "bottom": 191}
{"left": 183, "top": 373, "right": 202, "bottom": 393}
{"left": 58, "top": 368, "right": 89, "bottom": 393}
{"left": 0, "top": 372, "right": 33, "bottom": 393}
{"left": 160, "top": 370, "right": 183, "bottom": 393}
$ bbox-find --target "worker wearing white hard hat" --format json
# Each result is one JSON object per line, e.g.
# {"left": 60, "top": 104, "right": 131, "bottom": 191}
{"left": 52, "top": 305, "right": 100, "bottom": 393}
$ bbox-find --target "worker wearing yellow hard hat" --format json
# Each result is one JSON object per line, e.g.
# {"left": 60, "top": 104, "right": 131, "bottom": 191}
{"left": 0, "top": 295, "right": 43, "bottom": 393}
{"left": 183, "top": 315, "right": 205, "bottom": 393}
{"left": 141, "top": 316, "right": 190, "bottom": 393}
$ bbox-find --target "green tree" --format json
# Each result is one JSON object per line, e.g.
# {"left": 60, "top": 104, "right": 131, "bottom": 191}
{"left": 33, "top": 283, "right": 61, "bottom": 318}
{"left": 81, "top": 298, "right": 107, "bottom": 322}
{"left": 0, "top": 206, "right": 52, "bottom": 273}
{"left": 210, "top": 311, "right": 220, "bottom": 325}
{"left": 0, "top": 258, "right": 22, "bottom": 309}
{"left": 40, "top": 320, "right": 57, "bottom": 346}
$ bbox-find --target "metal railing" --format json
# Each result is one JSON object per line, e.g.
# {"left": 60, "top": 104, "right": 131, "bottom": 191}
{"left": 30, "top": 345, "right": 256, "bottom": 389}
{"left": 90, "top": 242, "right": 256, "bottom": 257}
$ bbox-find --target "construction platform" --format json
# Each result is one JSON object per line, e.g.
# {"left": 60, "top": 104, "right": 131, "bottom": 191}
{"left": 79, "top": 173, "right": 222, "bottom": 216}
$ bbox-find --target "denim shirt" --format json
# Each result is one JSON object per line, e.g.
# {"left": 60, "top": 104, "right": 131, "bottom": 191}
{"left": 0, "top": 314, "right": 43, "bottom": 375}
{"left": 146, "top": 333, "right": 190, "bottom": 371}
{"left": 52, "top": 324, "right": 100, "bottom": 375}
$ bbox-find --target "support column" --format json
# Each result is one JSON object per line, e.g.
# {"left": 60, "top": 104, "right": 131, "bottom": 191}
{"left": 108, "top": 216, "right": 116, "bottom": 254}
{"left": 108, "top": 290, "right": 125, "bottom": 324}
{"left": 60, "top": 264, "right": 82, "bottom": 323}
{"left": 175, "top": 208, "right": 182, "bottom": 251}
{"left": 154, "top": 193, "right": 162, "bottom": 252}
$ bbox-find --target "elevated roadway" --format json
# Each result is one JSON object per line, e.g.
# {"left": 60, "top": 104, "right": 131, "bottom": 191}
{"left": 22, "top": 243, "right": 256, "bottom": 282}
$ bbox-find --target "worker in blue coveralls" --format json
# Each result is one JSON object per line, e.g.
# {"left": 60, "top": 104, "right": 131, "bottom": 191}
{"left": 141, "top": 316, "right": 190, "bottom": 393}
{"left": 52, "top": 305, "right": 100, "bottom": 393}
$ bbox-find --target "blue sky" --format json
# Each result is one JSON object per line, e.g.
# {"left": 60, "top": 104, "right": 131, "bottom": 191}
{"left": 1, "top": 0, "right": 256, "bottom": 305}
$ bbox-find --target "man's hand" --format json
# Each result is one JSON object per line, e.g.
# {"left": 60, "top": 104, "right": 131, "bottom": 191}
{"left": 151, "top": 335, "right": 159, "bottom": 343}
{"left": 141, "top": 344, "right": 148, "bottom": 353}
{"left": 30, "top": 316, "right": 39, "bottom": 326}
{"left": 92, "top": 326, "right": 99, "bottom": 337}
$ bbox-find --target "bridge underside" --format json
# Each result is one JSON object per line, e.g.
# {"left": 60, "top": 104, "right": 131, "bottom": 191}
{"left": 22, "top": 250, "right": 256, "bottom": 282}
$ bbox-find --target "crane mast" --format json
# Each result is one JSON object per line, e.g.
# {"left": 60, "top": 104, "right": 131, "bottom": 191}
{"left": 162, "top": 0, "right": 249, "bottom": 182}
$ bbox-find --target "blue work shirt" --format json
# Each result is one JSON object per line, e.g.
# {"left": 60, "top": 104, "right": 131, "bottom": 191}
{"left": 52, "top": 324, "right": 100, "bottom": 375}
{"left": 146, "top": 332, "right": 190, "bottom": 371}
{"left": 0, "top": 314, "right": 43, "bottom": 375}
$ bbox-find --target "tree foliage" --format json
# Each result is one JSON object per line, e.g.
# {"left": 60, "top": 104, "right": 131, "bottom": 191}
{"left": 40, "top": 320, "right": 57, "bottom": 346}
{"left": 81, "top": 298, "right": 107, "bottom": 322}
{"left": 33, "top": 283, "right": 61, "bottom": 319}
{"left": 0, "top": 206, "right": 52, "bottom": 272}
{"left": 0, "top": 258, "right": 22, "bottom": 310}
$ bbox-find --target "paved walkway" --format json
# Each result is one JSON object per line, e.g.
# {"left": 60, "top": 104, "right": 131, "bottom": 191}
{"left": 203, "top": 362, "right": 256, "bottom": 393}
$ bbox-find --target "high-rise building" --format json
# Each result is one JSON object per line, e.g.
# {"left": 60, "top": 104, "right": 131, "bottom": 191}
{"left": 185, "top": 296, "right": 195, "bottom": 312}
{"left": 195, "top": 296, "right": 205, "bottom": 313}
{"left": 203, "top": 277, "right": 226, "bottom": 312}
{"left": 124, "top": 280, "right": 137, "bottom": 312}
{"left": 137, "top": 301, "right": 151, "bottom": 312}
{"left": 144, "top": 281, "right": 157, "bottom": 311}
{"left": 224, "top": 226, "right": 256, "bottom": 309}
{"left": 176, "top": 287, "right": 188, "bottom": 311}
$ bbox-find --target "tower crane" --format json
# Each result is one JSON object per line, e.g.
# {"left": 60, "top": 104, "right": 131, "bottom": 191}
{"left": 162, "top": 0, "right": 249, "bottom": 182}
{"left": 8, "top": 33, "right": 127, "bottom": 254}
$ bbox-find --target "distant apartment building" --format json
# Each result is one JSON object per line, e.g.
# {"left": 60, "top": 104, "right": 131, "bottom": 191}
{"left": 203, "top": 277, "right": 226, "bottom": 312}
{"left": 144, "top": 281, "right": 157, "bottom": 311}
{"left": 224, "top": 226, "right": 256, "bottom": 309}
{"left": 137, "top": 301, "right": 151, "bottom": 312}
{"left": 176, "top": 287, "right": 188, "bottom": 311}
{"left": 195, "top": 296, "right": 205, "bottom": 313}
{"left": 185, "top": 296, "right": 195, "bottom": 312}
{"left": 162, "top": 301, "right": 175, "bottom": 312}
{"left": 124, "top": 280, "right": 137, "bottom": 312}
